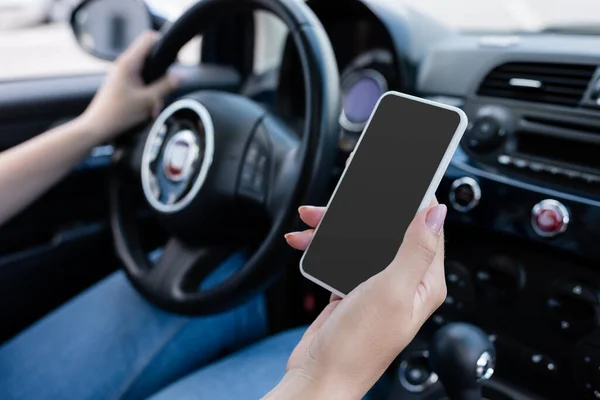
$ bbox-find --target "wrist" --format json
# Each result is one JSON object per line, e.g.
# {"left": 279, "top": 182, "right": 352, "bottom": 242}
{"left": 263, "top": 369, "right": 360, "bottom": 400}
{"left": 76, "top": 111, "right": 112, "bottom": 143}
{"left": 263, "top": 370, "right": 317, "bottom": 399}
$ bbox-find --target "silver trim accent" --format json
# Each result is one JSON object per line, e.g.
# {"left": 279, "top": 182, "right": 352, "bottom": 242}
{"left": 497, "top": 155, "right": 511, "bottom": 165}
{"left": 339, "top": 69, "right": 388, "bottom": 133}
{"left": 141, "top": 99, "right": 215, "bottom": 214}
{"left": 425, "top": 96, "right": 465, "bottom": 108}
{"left": 449, "top": 177, "right": 481, "bottom": 213}
{"left": 451, "top": 158, "right": 600, "bottom": 208}
{"left": 476, "top": 351, "right": 495, "bottom": 382}
{"left": 509, "top": 78, "right": 542, "bottom": 89}
{"left": 398, "top": 351, "right": 439, "bottom": 393}
{"left": 531, "top": 199, "right": 570, "bottom": 237}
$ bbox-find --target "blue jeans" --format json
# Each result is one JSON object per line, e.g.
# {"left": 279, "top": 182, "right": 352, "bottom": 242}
{"left": 0, "top": 252, "right": 303, "bottom": 400}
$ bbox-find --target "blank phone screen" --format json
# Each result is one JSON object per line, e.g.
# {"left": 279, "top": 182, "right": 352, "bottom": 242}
{"left": 301, "top": 93, "right": 462, "bottom": 295}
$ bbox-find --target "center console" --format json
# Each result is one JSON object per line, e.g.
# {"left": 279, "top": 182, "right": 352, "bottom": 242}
{"left": 388, "top": 59, "right": 600, "bottom": 400}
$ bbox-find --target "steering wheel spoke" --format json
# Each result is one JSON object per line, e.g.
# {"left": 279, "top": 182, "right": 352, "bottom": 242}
{"left": 110, "top": 125, "right": 151, "bottom": 178}
{"left": 237, "top": 115, "right": 302, "bottom": 220}
{"left": 143, "top": 238, "right": 232, "bottom": 302}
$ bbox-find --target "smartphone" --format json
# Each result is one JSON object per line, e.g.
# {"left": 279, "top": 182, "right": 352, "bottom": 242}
{"left": 300, "top": 91, "right": 468, "bottom": 297}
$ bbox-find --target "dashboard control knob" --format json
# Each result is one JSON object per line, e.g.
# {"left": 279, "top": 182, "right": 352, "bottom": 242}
{"left": 449, "top": 177, "right": 481, "bottom": 213}
{"left": 398, "top": 350, "right": 439, "bottom": 393}
{"left": 546, "top": 281, "right": 600, "bottom": 336}
{"left": 531, "top": 199, "right": 569, "bottom": 237}
{"left": 464, "top": 116, "right": 506, "bottom": 152}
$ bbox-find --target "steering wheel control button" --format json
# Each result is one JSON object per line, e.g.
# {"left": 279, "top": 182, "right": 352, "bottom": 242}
{"left": 141, "top": 99, "right": 215, "bottom": 213}
{"left": 531, "top": 199, "right": 569, "bottom": 237}
{"left": 239, "top": 128, "right": 272, "bottom": 204}
{"left": 449, "top": 177, "right": 481, "bottom": 213}
{"left": 546, "top": 282, "right": 600, "bottom": 335}
{"left": 398, "top": 351, "right": 438, "bottom": 393}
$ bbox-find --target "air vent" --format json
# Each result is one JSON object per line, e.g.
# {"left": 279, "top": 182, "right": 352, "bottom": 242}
{"left": 477, "top": 62, "right": 597, "bottom": 107}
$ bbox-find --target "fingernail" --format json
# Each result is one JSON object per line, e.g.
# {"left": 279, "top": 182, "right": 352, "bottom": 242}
{"left": 425, "top": 204, "right": 447, "bottom": 233}
{"left": 284, "top": 232, "right": 298, "bottom": 240}
{"left": 298, "top": 206, "right": 314, "bottom": 213}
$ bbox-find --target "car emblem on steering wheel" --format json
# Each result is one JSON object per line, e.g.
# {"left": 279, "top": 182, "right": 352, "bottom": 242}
{"left": 163, "top": 130, "right": 199, "bottom": 182}
{"left": 141, "top": 99, "right": 215, "bottom": 214}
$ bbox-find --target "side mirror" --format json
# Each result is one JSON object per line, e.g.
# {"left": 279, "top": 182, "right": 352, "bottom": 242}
{"left": 70, "top": 0, "right": 153, "bottom": 61}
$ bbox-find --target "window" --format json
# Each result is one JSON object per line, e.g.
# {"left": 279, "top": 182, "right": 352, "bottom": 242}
{"left": 254, "top": 11, "right": 287, "bottom": 75}
{"left": 0, "top": 1, "right": 290, "bottom": 82}
{"left": 0, "top": 20, "right": 110, "bottom": 81}
{"left": 0, "top": 0, "right": 198, "bottom": 81}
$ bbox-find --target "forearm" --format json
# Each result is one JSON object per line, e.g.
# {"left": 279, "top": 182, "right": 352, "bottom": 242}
{"left": 0, "top": 115, "right": 105, "bottom": 226}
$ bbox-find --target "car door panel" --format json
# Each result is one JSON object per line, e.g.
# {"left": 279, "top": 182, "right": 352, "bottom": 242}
{"left": 0, "top": 65, "right": 240, "bottom": 343}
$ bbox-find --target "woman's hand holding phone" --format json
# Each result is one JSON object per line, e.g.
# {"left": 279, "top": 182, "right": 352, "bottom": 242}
{"left": 265, "top": 200, "right": 448, "bottom": 399}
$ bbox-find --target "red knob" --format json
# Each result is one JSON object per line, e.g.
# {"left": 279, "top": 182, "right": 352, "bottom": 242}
{"left": 531, "top": 200, "right": 569, "bottom": 237}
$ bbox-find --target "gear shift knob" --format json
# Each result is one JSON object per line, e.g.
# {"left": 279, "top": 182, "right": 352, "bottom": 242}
{"left": 429, "top": 323, "right": 496, "bottom": 400}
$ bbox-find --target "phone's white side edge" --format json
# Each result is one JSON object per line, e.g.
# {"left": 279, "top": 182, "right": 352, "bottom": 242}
{"left": 299, "top": 263, "right": 347, "bottom": 299}
{"left": 415, "top": 96, "right": 469, "bottom": 212}
{"left": 299, "top": 91, "right": 468, "bottom": 298}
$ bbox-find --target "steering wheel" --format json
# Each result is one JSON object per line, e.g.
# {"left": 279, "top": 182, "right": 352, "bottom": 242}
{"left": 110, "top": 0, "right": 340, "bottom": 315}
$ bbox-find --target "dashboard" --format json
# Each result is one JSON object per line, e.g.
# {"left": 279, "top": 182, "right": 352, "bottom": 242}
{"left": 272, "top": 1, "right": 600, "bottom": 400}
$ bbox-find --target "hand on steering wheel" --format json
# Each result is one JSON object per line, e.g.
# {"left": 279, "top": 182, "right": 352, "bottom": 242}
{"left": 82, "top": 32, "right": 179, "bottom": 141}
{"left": 111, "top": 0, "right": 340, "bottom": 314}
{"left": 268, "top": 201, "right": 448, "bottom": 399}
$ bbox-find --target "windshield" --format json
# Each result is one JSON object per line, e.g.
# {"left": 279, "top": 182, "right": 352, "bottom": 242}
{"left": 400, "top": 0, "right": 600, "bottom": 33}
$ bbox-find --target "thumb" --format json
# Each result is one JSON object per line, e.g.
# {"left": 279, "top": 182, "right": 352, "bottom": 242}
{"left": 385, "top": 204, "right": 447, "bottom": 289}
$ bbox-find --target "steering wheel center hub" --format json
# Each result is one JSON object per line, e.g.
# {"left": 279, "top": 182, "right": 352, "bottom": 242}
{"left": 141, "top": 99, "right": 214, "bottom": 213}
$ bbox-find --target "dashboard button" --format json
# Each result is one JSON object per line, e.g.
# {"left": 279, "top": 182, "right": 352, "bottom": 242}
{"left": 476, "top": 255, "right": 525, "bottom": 302}
{"left": 547, "top": 282, "right": 600, "bottom": 335}
{"left": 449, "top": 177, "right": 481, "bottom": 213}
{"left": 529, "top": 353, "right": 558, "bottom": 377}
{"left": 575, "top": 345, "right": 600, "bottom": 399}
{"left": 531, "top": 199, "right": 569, "bottom": 237}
